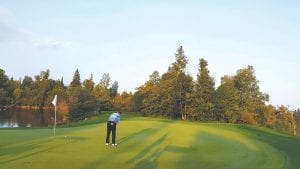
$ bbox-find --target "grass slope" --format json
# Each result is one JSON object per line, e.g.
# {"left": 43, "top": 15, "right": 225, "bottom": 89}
{"left": 1, "top": 116, "right": 300, "bottom": 169}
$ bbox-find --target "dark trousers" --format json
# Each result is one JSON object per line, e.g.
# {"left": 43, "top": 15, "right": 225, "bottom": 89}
{"left": 106, "top": 121, "right": 117, "bottom": 144}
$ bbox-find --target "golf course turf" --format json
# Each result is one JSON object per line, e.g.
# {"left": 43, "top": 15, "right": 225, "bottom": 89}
{"left": 1, "top": 116, "right": 300, "bottom": 169}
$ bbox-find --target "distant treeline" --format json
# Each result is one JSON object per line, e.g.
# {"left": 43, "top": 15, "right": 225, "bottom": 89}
{"left": 133, "top": 46, "right": 300, "bottom": 135}
{"left": 0, "top": 68, "right": 132, "bottom": 121}
{"left": 0, "top": 46, "right": 299, "bottom": 135}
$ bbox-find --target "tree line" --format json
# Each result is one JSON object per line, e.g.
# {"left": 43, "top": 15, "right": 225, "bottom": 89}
{"left": 0, "top": 68, "right": 133, "bottom": 121}
{"left": 133, "top": 46, "right": 300, "bottom": 135}
{"left": 0, "top": 46, "right": 299, "bottom": 135}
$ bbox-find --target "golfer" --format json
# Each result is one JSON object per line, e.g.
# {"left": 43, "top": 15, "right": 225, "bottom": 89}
{"left": 106, "top": 112, "right": 121, "bottom": 146}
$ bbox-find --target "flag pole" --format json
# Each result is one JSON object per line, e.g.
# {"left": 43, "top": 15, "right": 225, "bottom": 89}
{"left": 54, "top": 104, "right": 57, "bottom": 136}
{"left": 52, "top": 95, "right": 57, "bottom": 137}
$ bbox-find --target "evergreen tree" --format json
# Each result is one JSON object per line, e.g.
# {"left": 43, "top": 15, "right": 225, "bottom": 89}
{"left": 78, "top": 86, "right": 98, "bottom": 119}
{"left": 214, "top": 76, "right": 240, "bottom": 123}
{"left": 154, "top": 46, "right": 192, "bottom": 119}
{"left": 137, "top": 71, "right": 162, "bottom": 116}
{"left": 70, "top": 69, "right": 81, "bottom": 87}
{"left": 68, "top": 69, "right": 83, "bottom": 121}
{"left": 60, "top": 77, "right": 65, "bottom": 87}
{"left": 22, "top": 76, "right": 33, "bottom": 88}
{"left": 12, "top": 81, "right": 22, "bottom": 106}
{"left": 169, "top": 46, "right": 190, "bottom": 119}
{"left": 109, "top": 81, "right": 119, "bottom": 98}
{"left": 0, "top": 88, "right": 10, "bottom": 106}
{"left": 149, "top": 46, "right": 192, "bottom": 119}
{"left": 0, "top": 69, "right": 9, "bottom": 89}
{"left": 159, "top": 71, "right": 176, "bottom": 117}
{"left": 180, "top": 73, "right": 194, "bottom": 120}
{"left": 0, "top": 69, "right": 11, "bottom": 106}
{"left": 133, "top": 91, "right": 143, "bottom": 112}
{"left": 35, "top": 69, "right": 51, "bottom": 107}
{"left": 193, "top": 58, "right": 215, "bottom": 121}
{"left": 20, "top": 76, "right": 34, "bottom": 105}
{"left": 82, "top": 74, "right": 97, "bottom": 114}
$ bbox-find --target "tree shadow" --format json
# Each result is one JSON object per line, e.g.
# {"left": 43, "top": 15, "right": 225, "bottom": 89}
{"left": 0, "top": 136, "right": 87, "bottom": 164}
{"left": 128, "top": 134, "right": 168, "bottom": 165}
{"left": 83, "top": 127, "right": 165, "bottom": 169}
{"left": 57, "top": 136, "right": 88, "bottom": 141}
{"left": 132, "top": 148, "right": 165, "bottom": 169}
{"left": 118, "top": 128, "right": 157, "bottom": 145}
{"left": 0, "top": 139, "right": 52, "bottom": 157}
{"left": 117, "top": 121, "right": 171, "bottom": 146}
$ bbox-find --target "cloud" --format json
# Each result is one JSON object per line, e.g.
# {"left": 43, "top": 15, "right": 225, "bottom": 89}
{"left": 0, "top": 6, "right": 78, "bottom": 50}
{"left": 32, "top": 39, "right": 79, "bottom": 50}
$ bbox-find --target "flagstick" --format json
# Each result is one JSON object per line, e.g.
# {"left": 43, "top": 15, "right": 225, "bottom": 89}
{"left": 54, "top": 105, "right": 57, "bottom": 136}
{"left": 52, "top": 95, "right": 57, "bottom": 137}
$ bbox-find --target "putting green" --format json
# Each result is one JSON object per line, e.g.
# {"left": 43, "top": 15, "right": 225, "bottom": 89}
{"left": 1, "top": 117, "right": 299, "bottom": 169}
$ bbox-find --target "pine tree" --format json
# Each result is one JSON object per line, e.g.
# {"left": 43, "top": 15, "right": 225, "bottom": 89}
{"left": 162, "top": 46, "right": 192, "bottom": 119}
{"left": 137, "top": 71, "right": 162, "bottom": 116}
{"left": 0, "top": 69, "right": 11, "bottom": 106}
{"left": 109, "top": 81, "right": 119, "bottom": 98}
{"left": 194, "top": 58, "right": 215, "bottom": 121}
{"left": 68, "top": 69, "right": 83, "bottom": 121}
{"left": 214, "top": 76, "right": 240, "bottom": 123}
{"left": 70, "top": 69, "right": 81, "bottom": 87}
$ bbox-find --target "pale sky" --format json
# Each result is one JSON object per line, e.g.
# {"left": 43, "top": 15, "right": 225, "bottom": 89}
{"left": 0, "top": 0, "right": 299, "bottom": 110}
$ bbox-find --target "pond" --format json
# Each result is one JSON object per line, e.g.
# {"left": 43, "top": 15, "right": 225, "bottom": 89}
{"left": 0, "top": 108, "right": 62, "bottom": 128}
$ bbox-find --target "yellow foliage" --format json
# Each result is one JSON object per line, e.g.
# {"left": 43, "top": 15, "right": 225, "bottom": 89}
{"left": 57, "top": 100, "right": 69, "bottom": 122}
{"left": 242, "top": 112, "right": 257, "bottom": 125}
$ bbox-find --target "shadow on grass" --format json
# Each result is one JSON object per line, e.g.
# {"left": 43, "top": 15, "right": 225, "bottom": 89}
{"left": 128, "top": 134, "right": 168, "bottom": 166}
{"left": 83, "top": 126, "right": 168, "bottom": 169}
{"left": 132, "top": 148, "right": 165, "bottom": 169}
{"left": 57, "top": 136, "right": 88, "bottom": 141}
{"left": 0, "top": 136, "right": 87, "bottom": 164}
{"left": 118, "top": 128, "right": 155, "bottom": 145}
{"left": 129, "top": 131, "right": 250, "bottom": 169}
{"left": 0, "top": 139, "right": 52, "bottom": 157}
{"left": 118, "top": 121, "right": 171, "bottom": 146}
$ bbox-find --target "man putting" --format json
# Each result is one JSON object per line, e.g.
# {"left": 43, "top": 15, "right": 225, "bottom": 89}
{"left": 106, "top": 111, "right": 121, "bottom": 146}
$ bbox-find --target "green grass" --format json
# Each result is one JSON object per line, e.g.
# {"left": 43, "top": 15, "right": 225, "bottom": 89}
{"left": 1, "top": 116, "right": 300, "bottom": 169}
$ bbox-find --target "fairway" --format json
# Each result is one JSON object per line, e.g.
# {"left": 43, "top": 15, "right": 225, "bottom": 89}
{"left": 1, "top": 117, "right": 300, "bottom": 169}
